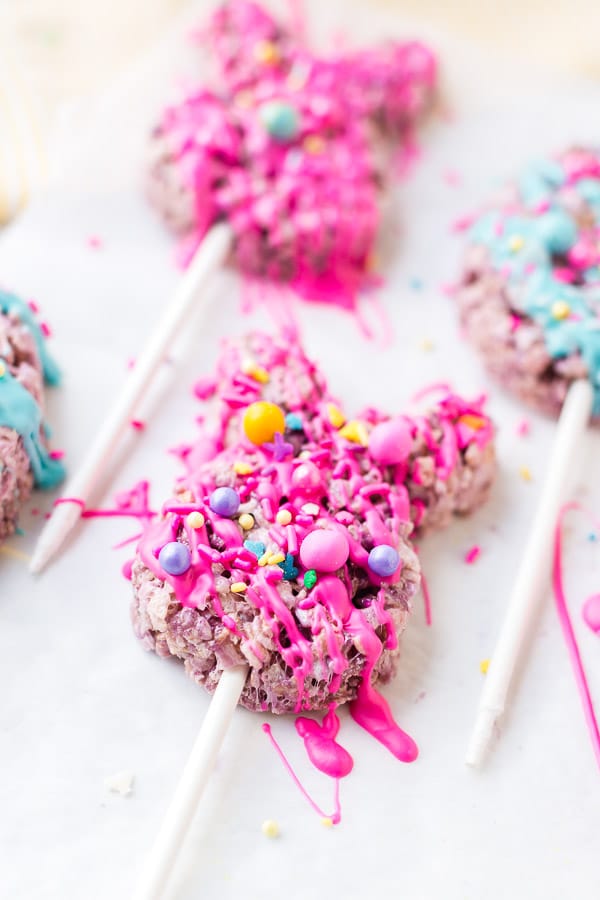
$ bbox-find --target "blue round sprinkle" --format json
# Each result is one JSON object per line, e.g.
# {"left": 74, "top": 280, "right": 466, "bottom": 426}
{"left": 158, "top": 541, "right": 191, "bottom": 576}
{"left": 285, "top": 412, "right": 303, "bottom": 431}
{"left": 260, "top": 101, "right": 299, "bottom": 142}
{"left": 536, "top": 210, "right": 577, "bottom": 255}
{"left": 210, "top": 486, "right": 240, "bottom": 517}
{"left": 368, "top": 545, "right": 400, "bottom": 578}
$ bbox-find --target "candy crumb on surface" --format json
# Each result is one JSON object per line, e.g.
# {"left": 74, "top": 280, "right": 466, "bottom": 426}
{"left": 261, "top": 819, "right": 280, "bottom": 838}
{"left": 104, "top": 771, "right": 134, "bottom": 795}
{"left": 479, "top": 659, "right": 490, "bottom": 675}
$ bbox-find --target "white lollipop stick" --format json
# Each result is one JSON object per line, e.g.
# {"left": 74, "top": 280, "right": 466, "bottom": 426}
{"left": 132, "top": 665, "right": 248, "bottom": 900}
{"left": 466, "top": 378, "right": 594, "bottom": 767}
{"left": 29, "top": 223, "right": 232, "bottom": 574}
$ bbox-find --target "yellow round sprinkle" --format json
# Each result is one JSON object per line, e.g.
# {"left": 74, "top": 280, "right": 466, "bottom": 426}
{"left": 326, "top": 403, "right": 345, "bottom": 428}
{"left": 552, "top": 300, "right": 571, "bottom": 320}
{"left": 519, "top": 465, "right": 532, "bottom": 482}
{"left": 238, "top": 513, "right": 255, "bottom": 530}
{"left": 479, "top": 658, "right": 490, "bottom": 675}
{"left": 276, "top": 509, "right": 292, "bottom": 526}
{"left": 321, "top": 817, "right": 334, "bottom": 828}
{"left": 261, "top": 819, "right": 280, "bottom": 838}
{"left": 234, "top": 461, "right": 253, "bottom": 476}
{"left": 231, "top": 582, "right": 247, "bottom": 593}
{"left": 268, "top": 552, "right": 286, "bottom": 566}
{"left": 339, "top": 420, "right": 369, "bottom": 446}
{"left": 303, "top": 135, "right": 325, "bottom": 155}
{"left": 243, "top": 401, "right": 286, "bottom": 446}
{"left": 186, "top": 511, "right": 205, "bottom": 529}
{"left": 254, "top": 40, "right": 280, "bottom": 65}
{"left": 508, "top": 235, "right": 524, "bottom": 252}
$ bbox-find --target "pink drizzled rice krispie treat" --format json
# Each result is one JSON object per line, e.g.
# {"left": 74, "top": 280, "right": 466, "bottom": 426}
{"left": 129, "top": 332, "right": 495, "bottom": 719}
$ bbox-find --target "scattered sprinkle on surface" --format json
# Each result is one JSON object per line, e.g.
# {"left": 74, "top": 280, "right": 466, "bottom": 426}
{"left": 479, "top": 659, "right": 490, "bottom": 675}
{"left": 321, "top": 817, "right": 334, "bottom": 828}
{"left": 464, "top": 545, "right": 481, "bottom": 564}
{"left": 261, "top": 819, "right": 280, "bottom": 838}
{"left": 104, "top": 771, "right": 134, "bottom": 795}
{"left": 87, "top": 236, "right": 103, "bottom": 249}
{"left": 516, "top": 419, "right": 530, "bottom": 437}
{"left": 519, "top": 465, "right": 532, "bottom": 482}
{"left": 587, "top": 531, "right": 598, "bottom": 542}
{"left": 419, "top": 338, "right": 434, "bottom": 352}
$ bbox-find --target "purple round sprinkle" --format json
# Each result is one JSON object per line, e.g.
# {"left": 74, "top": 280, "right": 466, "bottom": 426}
{"left": 209, "top": 486, "right": 240, "bottom": 517}
{"left": 368, "top": 545, "right": 400, "bottom": 578}
{"left": 158, "top": 541, "right": 191, "bottom": 576}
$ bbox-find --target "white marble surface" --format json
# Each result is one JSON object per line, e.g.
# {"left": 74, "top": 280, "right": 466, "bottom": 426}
{"left": 0, "top": 4, "right": 599, "bottom": 898}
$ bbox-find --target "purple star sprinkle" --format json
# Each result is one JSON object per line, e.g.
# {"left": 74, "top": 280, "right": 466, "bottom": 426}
{"left": 265, "top": 431, "right": 294, "bottom": 461}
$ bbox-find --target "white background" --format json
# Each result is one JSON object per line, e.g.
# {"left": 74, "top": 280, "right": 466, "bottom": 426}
{"left": 0, "top": 3, "right": 598, "bottom": 898}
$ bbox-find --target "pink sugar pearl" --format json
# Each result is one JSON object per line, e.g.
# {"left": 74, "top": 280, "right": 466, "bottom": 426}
{"left": 300, "top": 528, "right": 349, "bottom": 572}
{"left": 369, "top": 417, "right": 413, "bottom": 466}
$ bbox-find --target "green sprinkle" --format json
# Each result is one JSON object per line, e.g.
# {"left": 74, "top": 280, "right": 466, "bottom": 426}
{"left": 303, "top": 569, "right": 317, "bottom": 590}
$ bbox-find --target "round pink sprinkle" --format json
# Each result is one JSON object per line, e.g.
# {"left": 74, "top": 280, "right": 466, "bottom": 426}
{"left": 292, "top": 461, "right": 323, "bottom": 494}
{"left": 369, "top": 417, "right": 413, "bottom": 466}
{"left": 299, "top": 528, "right": 349, "bottom": 572}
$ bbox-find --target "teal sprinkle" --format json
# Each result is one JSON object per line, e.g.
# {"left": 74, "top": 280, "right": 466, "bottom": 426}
{"left": 587, "top": 531, "right": 598, "bottom": 542}
{"left": 469, "top": 159, "right": 600, "bottom": 413}
{"left": 285, "top": 413, "right": 303, "bottom": 431}
{"left": 15, "top": 527, "right": 25, "bottom": 536}
{"left": 277, "top": 553, "right": 298, "bottom": 580}
{"left": 0, "top": 365, "right": 65, "bottom": 488}
{"left": 243, "top": 540, "right": 266, "bottom": 559}
{"left": 0, "top": 290, "right": 61, "bottom": 386}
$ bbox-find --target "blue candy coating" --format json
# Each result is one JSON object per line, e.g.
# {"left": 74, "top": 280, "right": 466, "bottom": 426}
{"left": 209, "top": 486, "right": 240, "bottom": 517}
{"left": 158, "top": 541, "right": 191, "bottom": 576}
{"left": 535, "top": 210, "right": 577, "bottom": 255}
{"left": 260, "top": 101, "right": 299, "bottom": 142}
{"left": 368, "top": 545, "right": 400, "bottom": 578}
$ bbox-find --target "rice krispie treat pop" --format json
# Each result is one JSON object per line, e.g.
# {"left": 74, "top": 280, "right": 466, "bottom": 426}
{"left": 0, "top": 290, "right": 64, "bottom": 541}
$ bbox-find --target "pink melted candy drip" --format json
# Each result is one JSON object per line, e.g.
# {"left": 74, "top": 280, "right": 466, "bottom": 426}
{"left": 582, "top": 594, "right": 600, "bottom": 634}
{"left": 553, "top": 502, "right": 600, "bottom": 769}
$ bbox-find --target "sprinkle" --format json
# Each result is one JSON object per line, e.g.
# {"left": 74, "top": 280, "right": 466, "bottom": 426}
{"left": 130, "top": 419, "right": 145, "bottom": 430}
{"left": 253, "top": 40, "right": 280, "bottom": 65}
{"left": 285, "top": 412, "right": 303, "bottom": 431}
{"left": 327, "top": 403, "right": 345, "bottom": 428}
{"left": 303, "top": 569, "right": 317, "bottom": 590}
{"left": 301, "top": 502, "right": 320, "bottom": 516}
{"left": 519, "top": 465, "right": 532, "bottom": 482}
{"left": 321, "top": 817, "right": 334, "bottom": 828}
{"left": 238, "top": 513, "right": 255, "bottom": 530}
{"left": 303, "top": 135, "right": 326, "bottom": 154}
{"left": 243, "top": 401, "right": 286, "bottom": 445}
{"left": 210, "top": 487, "right": 240, "bottom": 517}
{"left": 264, "top": 431, "right": 294, "bottom": 461}
{"left": 0, "top": 362, "right": 6, "bottom": 377}
{"left": 186, "top": 511, "right": 205, "bottom": 529}
{"left": 231, "top": 582, "right": 247, "bottom": 593}
{"left": 258, "top": 553, "right": 270, "bottom": 567}
{"left": 419, "top": 338, "right": 434, "bottom": 352}
{"left": 87, "top": 235, "right": 103, "bottom": 249}
{"left": 243, "top": 540, "right": 266, "bottom": 559}
{"left": 158, "top": 541, "right": 191, "bottom": 576}
{"left": 242, "top": 362, "right": 270, "bottom": 384}
{"left": 410, "top": 277, "right": 424, "bottom": 290}
{"left": 508, "top": 235, "right": 524, "bottom": 252}
{"left": 40, "top": 322, "right": 52, "bottom": 337}
{"left": 49, "top": 449, "right": 65, "bottom": 460}
{"left": 276, "top": 509, "right": 292, "bottom": 526}
{"left": 464, "top": 545, "right": 481, "bottom": 564}
{"left": 587, "top": 531, "right": 598, "bottom": 542}
{"left": 104, "top": 771, "right": 134, "bottom": 795}
{"left": 234, "top": 461, "right": 253, "bottom": 475}
{"left": 479, "top": 659, "right": 490, "bottom": 675}
{"left": 551, "top": 300, "right": 571, "bottom": 320}
{"left": 516, "top": 419, "right": 530, "bottom": 437}
{"left": 261, "top": 819, "right": 280, "bottom": 838}
{"left": 0, "top": 545, "right": 31, "bottom": 563}
{"left": 267, "top": 552, "right": 286, "bottom": 566}
{"left": 278, "top": 553, "right": 299, "bottom": 580}
{"left": 339, "top": 420, "right": 369, "bottom": 446}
